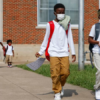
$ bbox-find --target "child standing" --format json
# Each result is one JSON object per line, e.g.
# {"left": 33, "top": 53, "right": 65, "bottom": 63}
{"left": 35, "top": 3, "right": 76, "bottom": 100}
{"left": 5, "top": 39, "right": 14, "bottom": 67}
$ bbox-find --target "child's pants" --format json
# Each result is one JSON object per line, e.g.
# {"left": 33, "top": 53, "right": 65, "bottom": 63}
{"left": 50, "top": 56, "right": 70, "bottom": 93}
{"left": 5, "top": 55, "right": 13, "bottom": 63}
{"left": 93, "top": 53, "right": 100, "bottom": 99}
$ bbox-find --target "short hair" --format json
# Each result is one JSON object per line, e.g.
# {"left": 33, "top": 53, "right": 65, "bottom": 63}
{"left": 98, "top": 9, "right": 100, "bottom": 17}
{"left": 7, "top": 39, "right": 12, "bottom": 44}
{"left": 98, "top": 9, "right": 100, "bottom": 12}
{"left": 54, "top": 3, "right": 65, "bottom": 12}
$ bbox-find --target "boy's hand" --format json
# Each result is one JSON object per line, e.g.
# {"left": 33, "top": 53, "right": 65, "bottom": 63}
{"left": 72, "top": 55, "right": 76, "bottom": 62}
{"left": 13, "top": 55, "right": 14, "bottom": 57}
{"left": 35, "top": 52, "right": 41, "bottom": 58}
{"left": 2, "top": 46, "right": 5, "bottom": 50}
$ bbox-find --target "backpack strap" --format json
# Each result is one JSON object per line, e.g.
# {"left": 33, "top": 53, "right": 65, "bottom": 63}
{"left": 66, "top": 22, "right": 70, "bottom": 52}
{"left": 66, "top": 22, "right": 70, "bottom": 35}
{"left": 12, "top": 46, "right": 13, "bottom": 51}
{"left": 6, "top": 45, "right": 8, "bottom": 53}
{"left": 45, "top": 21, "right": 55, "bottom": 61}
{"left": 95, "top": 23, "right": 100, "bottom": 40}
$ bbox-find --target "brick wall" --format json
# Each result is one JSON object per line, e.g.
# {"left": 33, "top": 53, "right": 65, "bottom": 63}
{"left": 3, "top": 0, "right": 45, "bottom": 44}
{"left": 3, "top": 0, "right": 99, "bottom": 44}
{"left": 84, "top": 0, "right": 99, "bottom": 44}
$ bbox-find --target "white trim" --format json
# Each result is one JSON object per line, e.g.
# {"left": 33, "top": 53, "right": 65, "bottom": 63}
{"left": 36, "top": 24, "right": 78, "bottom": 29}
{"left": 0, "top": 0, "right": 3, "bottom": 61}
{"left": 99, "top": 0, "right": 100, "bottom": 8}
{"left": 0, "top": 0, "right": 3, "bottom": 42}
{"left": 37, "top": 0, "right": 39, "bottom": 27}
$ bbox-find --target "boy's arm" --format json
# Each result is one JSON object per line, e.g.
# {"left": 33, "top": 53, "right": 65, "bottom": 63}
{"left": 12, "top": 50, "right": 14, "bottom": 57}
{"left": 35, "top": 23, "right": 50, "bottom": 57}
{"left": 68, "top": 24, "right": 76, "bottom": 62}
{"left": 88, "top": 25, "right": 99, "bottom": 45}
{"left": 0, "top": 42, "right": 4, "bottom": 47}
{"left": 88, "top": 37, "right": 99, "bottom": 44}
{"left": 0, "top": 42, "right": 5, "bottom": 50}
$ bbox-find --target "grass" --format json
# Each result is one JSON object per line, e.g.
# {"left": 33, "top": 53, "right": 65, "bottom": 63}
{"left": 16, "top": 64, "right": 97, "bottom": 90}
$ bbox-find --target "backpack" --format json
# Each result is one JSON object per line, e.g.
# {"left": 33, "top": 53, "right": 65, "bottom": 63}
{"left": 89, "top": 23, "right": 100, "bottom": 68}
{"left": 45, "top": 21, "right": 70, "bottom": 61}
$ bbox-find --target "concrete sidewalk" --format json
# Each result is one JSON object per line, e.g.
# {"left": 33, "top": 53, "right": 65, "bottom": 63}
{"left": 0, "top": 62, "right": 95, "bottom": 100}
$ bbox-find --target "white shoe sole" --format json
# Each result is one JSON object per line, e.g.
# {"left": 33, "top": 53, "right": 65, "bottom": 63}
{"left": 54, "top": 98, "right": 61, "bottom": 100}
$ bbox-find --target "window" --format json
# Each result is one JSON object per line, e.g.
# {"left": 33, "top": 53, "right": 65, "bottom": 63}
{"left": 37, "top": 0, "right": 79, "bottom": 28}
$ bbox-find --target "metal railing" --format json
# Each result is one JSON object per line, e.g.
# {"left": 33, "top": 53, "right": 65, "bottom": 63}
{"left": 84, "top": 51, "right": 90, "bottom": 61}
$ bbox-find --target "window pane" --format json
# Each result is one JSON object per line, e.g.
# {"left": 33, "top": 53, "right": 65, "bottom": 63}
{"left": 70, "top": 11, "right": 79, "bottom": 24}
{"left": 60, "top": 0, "right": 70, "bottom": 10}
{"left": 49, "top": 10, "right": 56, "bottom": 21}
{"left": 65, "top": 10, "right": 70, "bottom": 16}
{"left": 40, "top": 10, "right": 48, "bottom": 23}
{"left": 40, "top": 0, "right": 49, "bottom": 8}
{"left": 40, "top": 0, "right": 57, "bottom": 8}
{"left": 70, "top": 0, "right": 79, "bottom": 10}
{"left": 49, "top": 0, "right": 57, "bottom": 8}
{"left": 60, "top": 0, "right": 79, "bottom": 10}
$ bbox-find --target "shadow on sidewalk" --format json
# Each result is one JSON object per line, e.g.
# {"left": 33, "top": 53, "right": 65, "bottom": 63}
{"left": 91, "top": 90, "right": 95, "bottom": 95}
{"left": 39, "top": 89, "right": 78, "bottom": 97}
{"left": 0, "top": 66, "right": 15, "bottom": 68}
{"left": 63, "top": 89, "right": 78, "bottom": 97}
{"left": 0, "top": 66, "right": 6, "bottom": 68}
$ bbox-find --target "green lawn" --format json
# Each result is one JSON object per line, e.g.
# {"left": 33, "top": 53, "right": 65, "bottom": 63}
{"left": 16, "top": 64, "right": 97, "bottom": 90}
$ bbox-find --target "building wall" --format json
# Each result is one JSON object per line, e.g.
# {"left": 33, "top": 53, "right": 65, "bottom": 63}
{"left": 0, "top": 44, "right": 87, "bottom": 63}
{"left": 2, "top": 0, "right": 99, "bottom": 62}
{"left": 3, "top": 0, "right": 81, "bottom": 44}
{"left": 84, "top": 0, "right": 99, "bottom": 44}
{"left": 3, "top": 0, "right": 43, "bottom": 44}
{"left": 3, "top": 0, "right": 99, "bottom": 44}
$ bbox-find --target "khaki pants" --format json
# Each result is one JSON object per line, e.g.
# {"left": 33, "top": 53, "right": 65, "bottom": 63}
{"left": 93, "top": 53, "right": 100, "bottom": 90}
{"left": 50, "top": 57, "right": 70, "bottom": 93}
{"left": 5, "top": 55, "right": 13, "bottom": 63}
{"left": 93, "top": 53, "right": 100, "bottom": 99}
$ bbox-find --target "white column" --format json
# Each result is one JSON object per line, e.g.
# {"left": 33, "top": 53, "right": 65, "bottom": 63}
{"left": 0, "top": 0, "right": 3, "bottom": 42}
{"left": 0, "top": 0, "right": 3, "bottom": 61}
{"left": 78, "top": 0, "right": 84, "bottom": 70}
{"left": 99, "top": 0, "right": 100, "bottom": 8}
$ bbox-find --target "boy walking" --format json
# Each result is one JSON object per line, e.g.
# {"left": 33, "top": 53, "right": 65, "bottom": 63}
{"left": 35, "top": 3, "right": 76, "bottom": 100}
{"left": 88, "top": 9, "right": 100, "bottom": 100}
{"left": 5, "top": 39, "right": 14, "bottom": 68}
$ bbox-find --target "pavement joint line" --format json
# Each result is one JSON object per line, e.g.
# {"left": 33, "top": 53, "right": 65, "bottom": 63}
{"left": 0, "top": 75, "right": 42, "bottom": 100}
